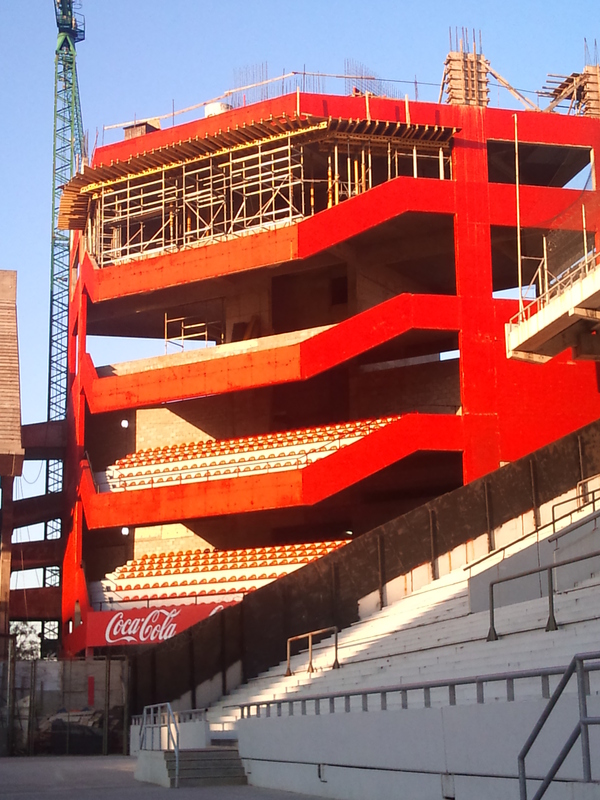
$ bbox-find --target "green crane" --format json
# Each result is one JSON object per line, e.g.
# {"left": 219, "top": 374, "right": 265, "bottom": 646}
{"left": 47, "top": 1, "right": 85, "bottom": 538}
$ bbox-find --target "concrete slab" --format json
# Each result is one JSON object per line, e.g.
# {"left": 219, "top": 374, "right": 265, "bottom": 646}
{"left": 0, "top": 755, "right": 325, "bottom": 800}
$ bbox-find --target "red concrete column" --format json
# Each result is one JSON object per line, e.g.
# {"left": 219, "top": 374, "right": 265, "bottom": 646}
{"left": 453, "top": 106, "right": 502, "bottom": 482}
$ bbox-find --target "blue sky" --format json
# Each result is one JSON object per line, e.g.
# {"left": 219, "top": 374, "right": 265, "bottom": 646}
{"left": 0, "top": 0, "right": 597, "bottom": 430}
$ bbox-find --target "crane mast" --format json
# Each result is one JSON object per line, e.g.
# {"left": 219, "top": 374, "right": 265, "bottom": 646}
{"left": 47, "top": 1, "right": 85, "bottom": 538}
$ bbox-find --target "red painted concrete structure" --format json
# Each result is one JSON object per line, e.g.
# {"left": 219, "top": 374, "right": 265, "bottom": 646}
{"left": 54, "top": 91, "right": 600, "bottom": 655}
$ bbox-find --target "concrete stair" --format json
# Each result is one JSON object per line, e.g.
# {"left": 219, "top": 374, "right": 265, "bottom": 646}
{"left": 206, "top": 567, "right": 600, "bottom": 731}
{"left": 164, "top": 747, "right": 247, "bottom": 787}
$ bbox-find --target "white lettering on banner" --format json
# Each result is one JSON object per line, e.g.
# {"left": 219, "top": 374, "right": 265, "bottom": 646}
{"left": 105, "top": 609, "right": 181, "bottom": 645}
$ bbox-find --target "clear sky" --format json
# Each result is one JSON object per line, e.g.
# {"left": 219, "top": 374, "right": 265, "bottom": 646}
{"left": 0, "top": 0, "right": 597, "bottom": 430}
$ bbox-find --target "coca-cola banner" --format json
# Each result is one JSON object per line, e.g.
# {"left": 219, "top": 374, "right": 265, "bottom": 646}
{"left": 86, "top": 599, "right": 241, "bottom": 647}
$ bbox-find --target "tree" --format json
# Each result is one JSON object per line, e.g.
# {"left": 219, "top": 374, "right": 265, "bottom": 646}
{"left": 9, "top": 621, "right": 41, "bottom": 660}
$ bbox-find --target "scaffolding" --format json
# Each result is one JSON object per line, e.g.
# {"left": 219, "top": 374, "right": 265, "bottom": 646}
{"left": 83, "top": 124, "right": 454, "bottom": 268}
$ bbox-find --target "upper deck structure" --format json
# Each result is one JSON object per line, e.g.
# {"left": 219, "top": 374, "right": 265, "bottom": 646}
{"left": 48, "top": 52, "right": 600, "bottom": 655}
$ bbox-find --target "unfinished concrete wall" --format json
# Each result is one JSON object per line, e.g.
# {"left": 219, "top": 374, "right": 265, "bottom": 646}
{"left": 271, "top": 265, "right": 349, "bottom": 334}
{"left": 135, "top": 388, "right": 273, "bottom": 451}
{"left": 349, "top": 359, "right": 461, "bottom": 419}
{"left": 225, "top": 273, "right": 272, "bottom": 342}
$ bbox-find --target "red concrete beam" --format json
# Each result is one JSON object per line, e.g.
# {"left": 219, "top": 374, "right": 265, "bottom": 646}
{"left": 82, "top": 293, "right": 460, "bottom": 413}
{"left": 80, "top": 413, "right": 463, "bottom": 529}
{"left": 81, "top": 176, "right": 455, "bottom": 304}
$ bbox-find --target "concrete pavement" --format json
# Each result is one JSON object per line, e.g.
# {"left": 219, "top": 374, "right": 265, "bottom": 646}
{"left": 0, "top": 756, "right": 324, "bottom": 800}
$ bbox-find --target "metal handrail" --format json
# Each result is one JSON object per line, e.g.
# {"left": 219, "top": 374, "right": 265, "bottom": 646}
{"left": 236, "top": 661, "right": 600, "bottom": 719}
{"left": 487, "top": 547, "right": 600, "bottom": 641}
{"left": 95, "top": 588, "right": 241, "bottom": 611}
{"left": 132, "top": 707, "right": 205, "bottom": 726}
{"left": 465, "top": 485, "right": 600, "bottom": 573}
{"left": 518, "top": 651, "right": 600, "bottom": 800}
{"left": 507, "top": 249, "right": 600, "bottom": 330}
{"left": 547, "top": 507, "right": 600, "bottom": 545}
{"left": 285, "top": 626, "right": 340, "bottom": 676}
{"left": 139, "top": 702, "right": 180, "bottom": 789}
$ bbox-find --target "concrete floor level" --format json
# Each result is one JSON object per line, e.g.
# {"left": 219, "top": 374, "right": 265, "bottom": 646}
{"left": 0, "top": 756, "right": 325, "bottom": 800}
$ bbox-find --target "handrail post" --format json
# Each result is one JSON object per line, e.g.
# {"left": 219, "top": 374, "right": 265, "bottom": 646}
{"left": 332, "top": 628, "right": 340, "bottom": 670}
{"left": 576, "top": 659, "right": 592, "bottom": 782}
{"left": 285, "top": 637, "right": 293, "bottom": 677}
{"left": 487, "top": 582, "right": 498, "bottom": 641}
{"left": 307, "top": 633, "right": 314, "bottom": 674}
{"left": 545, "top": 568, "right": 558, "bottom": 632}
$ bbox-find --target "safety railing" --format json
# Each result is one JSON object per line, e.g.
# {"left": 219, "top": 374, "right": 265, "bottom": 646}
{"left": 132, "top": 707, "right": 206, "bottom": 726}
{"left": 464, "top": 481, "right": 600, "bottom": 575}
{"left": 518, "top": 651, "right": 600, "bottom": 800}
{"left": 507, "top": 249, "right": 600, "bottom": 331}
{"left": 139, "top": 702, "right": 180, "bottom": 788}
{"left": 237, "top": 661, "right": 600, "bottom": 719}
{"left": 487, "top": 548, "right": 600, "bottom": 641}
{"left": 93, "top": 588, "right": 244, "bottom": 612}
{"left": 285, "top": 626, "right": 340, "bottom": 676}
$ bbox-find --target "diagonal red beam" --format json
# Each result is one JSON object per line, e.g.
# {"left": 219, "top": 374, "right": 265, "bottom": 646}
{"left": 80, "top": 413, "right": 463, "bottom": 529}
{"left": 81, "top": 176, "right": 455, "bottom": 304}
{"left": 82, "top": 293, "right": 460, "bottom": 413}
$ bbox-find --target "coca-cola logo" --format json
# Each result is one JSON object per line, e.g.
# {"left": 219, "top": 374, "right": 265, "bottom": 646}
{"left": 105, "top": 608, "right": 181, "bottom": 644}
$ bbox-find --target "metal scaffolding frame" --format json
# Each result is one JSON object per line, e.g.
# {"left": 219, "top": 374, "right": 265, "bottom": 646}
{"left": 86, "top": 130, "right": 453, "bottom": 269}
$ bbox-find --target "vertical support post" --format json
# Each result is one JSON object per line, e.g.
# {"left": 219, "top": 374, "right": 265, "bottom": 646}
{"left": 429, "top": 507, "right": 437, "bottom": 580}
{"left": 530, "top": 459, "right": 540, "bottom": 530}
{"left": 576, "top": 659, "right": 592, "bottom": 782}
{"left": 387, "top": 141, "right": 391, "bottom": 181}
{"left": 361, "top": 148, "right": 366, "bottom": 193}
{"left": 327, "top": 155, "right": 333, "bottom": 208}
{"left": 487, "top": 582, "right": 498, "bottom": 641}
{"left": 189, "top": 629, "right": 197, "bottom": 708}
{"left": 412, "top": 145, "right": 418, "bottom": 178}
{"left": 307, "top": 634, "right": 314, "bottom": 674}
{"left": 285, "top": 636, "right": 292, "bottom": 677}
{"left": 103, "top": 656, "right": 111, "bottom": 755}
{"left": 543, "top": 235, "right": 549, "bottom": 297}
{"left": 578, "top": 435, "right": 585, "bottom": 484}
{"left": 377, "top": 531, "right": 386, "bottom": 610}
{"left": 439, "top": 147, "right": 445, "bottom": 180}
{"left": 514, "top": 114, "right": 524, "bottom": 313}
{"left": 66, "top": 660, "right": 71, "bottom": 755}
{"left": 300, "top": 145, "right": 305, "bottom": 217}
{"left": 332, "top": 628, "right": 340, "bottom": 670}
{"left": 27, "top": 659, "right": 36, "bottom": 755}
{"left": 6, "top": 635, "right": 16, "bottom": 755}
{"left": 545, "top": 568, "right": 558, "bottom": 632}
{"left": 334, "top": 144, "right": 339, "bottom": 206}
{"left": 484, "top": 479, "right": 494, "bottom": 552}
{"left": 122, "top": 658, "right": 130, "bottom": 756}
{"left": 582, "top": 204, "right": 588, "bottom": 271}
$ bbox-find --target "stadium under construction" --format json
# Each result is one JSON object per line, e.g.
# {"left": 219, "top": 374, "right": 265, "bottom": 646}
{"left": 4, "top": 22, "right": 600, "bottom": 795}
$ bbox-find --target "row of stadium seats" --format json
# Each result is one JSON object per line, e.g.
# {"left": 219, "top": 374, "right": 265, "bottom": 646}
{"left": 96, "top": 541, "right": 348, "bottom": 606}
{"left": 112, "top": 541, "right": 346, "bottom": 580}
{"left": 114, "top": 417, "right": 394, "bottom": 468}
{"left": 99, "top": 416, "right": 398, "bottom": 493}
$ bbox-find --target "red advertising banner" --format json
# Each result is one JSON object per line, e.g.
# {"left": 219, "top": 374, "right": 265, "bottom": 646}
{"left": 86, "top": 599, "right": 241, "bottom": 647}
